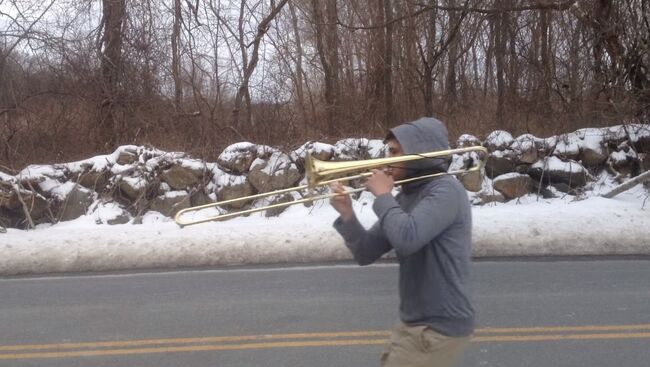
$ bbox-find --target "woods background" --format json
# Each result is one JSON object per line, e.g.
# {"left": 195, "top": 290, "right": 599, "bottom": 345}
{"left": 1, "top": 0, "right": 648, "bottom": 170}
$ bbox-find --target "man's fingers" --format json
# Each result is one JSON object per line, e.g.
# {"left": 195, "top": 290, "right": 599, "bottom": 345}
{"left": 370, "top": 168, "right": 392, "bottom": 178}
{"left": 329, "top": 182, "right": 348, "bottom": 196}
{"left": 330, "top": 182, "right": 345, "bottom": 200}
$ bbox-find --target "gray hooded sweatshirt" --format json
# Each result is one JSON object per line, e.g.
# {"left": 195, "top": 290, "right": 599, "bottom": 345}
{"left": 333, "top": 117, "right": 474, "bottom": 337}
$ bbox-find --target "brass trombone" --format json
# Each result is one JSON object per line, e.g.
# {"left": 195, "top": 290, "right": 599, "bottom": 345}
{"left": 174, "top": 146, "right": 488, "bottom": 227}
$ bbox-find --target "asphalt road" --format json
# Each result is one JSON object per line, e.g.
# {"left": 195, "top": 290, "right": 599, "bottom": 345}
{"left": 1, "top": 259, "right": 649, "bottom": 367}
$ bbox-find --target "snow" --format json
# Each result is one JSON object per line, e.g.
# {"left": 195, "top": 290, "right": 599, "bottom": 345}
{"left": 493, "top": 172, "right": 528, "bottom": 183}
{"left": 218, "top": 142, "right": 256, "bottom": 161}
{"left": 334, "top": 138, "right": 380, "bottom": 159}
{"left": 120, "top": 176, "right": 147, "bottom": 190}
{"left": 1, "top": 175, "right": 648, "bottom": 275}
{"left": 250, "top": 152, "right": 295, "bottom": 176}
{"left": 579, "top": 128, "right": 606, "bottom": 153}
{"left": 43, "top": 181, "right": 78, "bottom": 200}
{"left": 17, "top": 164, "right": 64, "bottom": 180}
{"left": 606, "top": 123, "right": 650, "bottom": 142}
{"left": 485, "top": 130, "right": 514, "bottom": 149}
{"left": 554, "top": 136, "right": 580, "bottom": 156}
{"left": 472, "top": 190, "right": 649, "bottom": 257}
{"left": 257, "top": 145, "right": 279, "bottom": 157}
{"left": 0, "top": 171, "right": 15, "bottom": 182}
{"left": 91, "top": 202, "right": 126, "bottom": 223}
{"left": 532, "top": 156, "right": 585, "bottom": 174}
{"left": 367, "top": 139, "right": 387, "bottom": 158}
{"left": 64, "top": 155, "right": 114, "bottom": 173}
{"left": 610, "top": 150, "right": 636, "bottom": 164}
{"left": 291, "top": 142, "right": 336, "bottom": 161}
{"left": 180, "top": 159, "right": 210, "bottom": 171}
{"left": 457, "top": 134, "right": 480, "bottom": 147}
{"left": 551, "top": 125, "right": 648, "bottom": 157}
{"left": 1, "top": 125, "right": 650, "bottom": 276}
{"left": 110, "top": 163, "right": 134, "bottom": 175}
{"left": 214, "top": 172, "right": 247, "bottom": 187}
{"left": 510, "top": 134, "right": 538, "bottom": 151}
{"left": 490, "top": 149, "right": 511, "bottom": 158}
{"left": 164, "top": 190, "right": 188, "bottom": 199}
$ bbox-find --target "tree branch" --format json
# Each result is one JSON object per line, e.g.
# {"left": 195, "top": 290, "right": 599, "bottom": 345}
{"left": 337, "top": 0, "right": 577, "bottom": 30}
{"left": 11, "top": 184, "right": 35, "bottom": 229}
{"left": 601, "top": 170, "right": 650, "bottom": 199}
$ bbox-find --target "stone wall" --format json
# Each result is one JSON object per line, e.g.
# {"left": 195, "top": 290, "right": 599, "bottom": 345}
{"left": 1, "top": 125, "right": 648, "bottom": 230}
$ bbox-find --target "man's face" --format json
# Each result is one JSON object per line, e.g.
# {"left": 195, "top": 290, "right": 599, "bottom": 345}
{"left": 386, "top": 139, "right": 407, "bottom": 181}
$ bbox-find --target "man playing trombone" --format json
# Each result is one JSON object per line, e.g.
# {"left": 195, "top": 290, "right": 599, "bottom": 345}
{"left": 330, "top": 117, "right": 474, "bottom": 367}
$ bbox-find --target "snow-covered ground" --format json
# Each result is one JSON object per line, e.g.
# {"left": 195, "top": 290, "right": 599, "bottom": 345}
{"left": 2, "top": 123, "right": 649, "bottom": 276}
{"left": 1, "top": 175, "right": 648, "bottom": 276}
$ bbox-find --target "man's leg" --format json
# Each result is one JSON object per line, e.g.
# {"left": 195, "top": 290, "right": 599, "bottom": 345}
{"left": 381, "top": 323, "right": 471, "bottom": 367}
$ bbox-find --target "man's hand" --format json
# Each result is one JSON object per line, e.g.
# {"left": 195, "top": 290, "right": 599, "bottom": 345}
{"left": 329, "top": 182, "right": 354, "bottom": 221}
{"left": 366, "top": 169, "right": 394, "bottom": 197}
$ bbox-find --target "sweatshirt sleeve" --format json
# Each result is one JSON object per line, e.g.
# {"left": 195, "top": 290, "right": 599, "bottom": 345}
{"left": 333, "top": 215, "right": 392, "bottom": 265}
{"left": 372, "top": 182, "right": 460, "bottom": 257}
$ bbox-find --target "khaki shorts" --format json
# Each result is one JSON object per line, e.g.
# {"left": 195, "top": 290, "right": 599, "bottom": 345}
{"left": 380, "top": 323, "right": 471, "bottom": 367}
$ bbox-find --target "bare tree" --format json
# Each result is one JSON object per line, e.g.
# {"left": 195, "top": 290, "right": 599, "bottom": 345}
{"left": 311, "top": 0, "right": 340, "bottom": 136}
{"left": 229, "top": 0, "right": 289, "bottom": 130}
{"left": 98, "top": 0, "right": 126, "bottom": 149}
{"left": 444, "top": 0, "right": 461, "bottom": 114}
{"left": 2, "top": 0, "right": 648, "bottom": 170}
{"left": 171, "top": 0, "right": 183, "bottom": 112}
{"left": 382, "top": 0, "right": 394, "bottom": 127}
{"left": 288, "top": 0, "right": 308, "bottom": 127}
{"left": 573, "top": 0, "right": 650, "bottom": 120}
{"left": 416, "top": 0, "right": 468, "bottom": 116}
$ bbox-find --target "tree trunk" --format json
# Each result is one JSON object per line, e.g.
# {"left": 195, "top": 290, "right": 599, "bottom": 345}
{"left": 311, "top": 0, "right": 339, "bottom": 136}
{"left": 445, "top": 0, "right": 460, "bottom": 114}
{"left": 539, "top": 8, "right": 551, "bottom": 115}
{"left": 494, "top": 3, "right": 507, "bottom": 126}
{"left": 325, "top": 0, "right": 340, "bottom": 135}
{"left": 423, "top": 1, "right": 437, "bottom": 116}
{"left": 288, "top": 0, "right": 307, "bottom": 130}
{"left": 99, "top": 0, "right": 126, "bottom": 150}
{"left": 383, "top": 0, "right": 394, "bottom": 127}
{"left": 171, "top": 0, "right": 183, "bottom": 113}
{"left": 232, "top": 0, "right": 289, "bottom": 129}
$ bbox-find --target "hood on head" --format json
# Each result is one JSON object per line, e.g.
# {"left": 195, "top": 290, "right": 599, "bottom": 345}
{"left": 386, "top": 117, "right": 451, "bottom": 176}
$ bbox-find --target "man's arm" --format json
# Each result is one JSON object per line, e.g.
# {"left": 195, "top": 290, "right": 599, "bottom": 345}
{"left": 330, "top": 181, "right": 392, "bottom": 265}
{"left": 372, "top": 181, "right": 460, "bottom": 257}
{"left": 333, "top": 215, "right": 392, "bottom": 265}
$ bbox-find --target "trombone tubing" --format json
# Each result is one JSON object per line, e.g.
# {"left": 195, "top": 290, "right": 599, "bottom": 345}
{"left": 174, "top": 145, "right": 487, "bottom": 227}
{"left": 306, "top": 146, "right": 487, "bottom": 182}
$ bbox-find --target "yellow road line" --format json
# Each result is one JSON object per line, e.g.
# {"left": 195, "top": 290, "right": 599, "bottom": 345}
{"left": 2, "top": 333, "right": 650, "bottom": 360}
{"left": 2, "top": 324, "right": 650, "bottom": 360}
{"left": 0, "top": 339, "right": 389, "bottom": 360}
{"left": 3, "top": 323, "right": 650, "bottom": 352}
{"left": 473, "top": 332, "right": 650, "bottom": 342}
{"left": 5, "top": 324, "right": 650, "bottom": 352}
{"left": 0, "top": 331, "right": 391, "bottom": 351}
{"left": 476, "top": 323, "right": 650, "bottom": 334}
